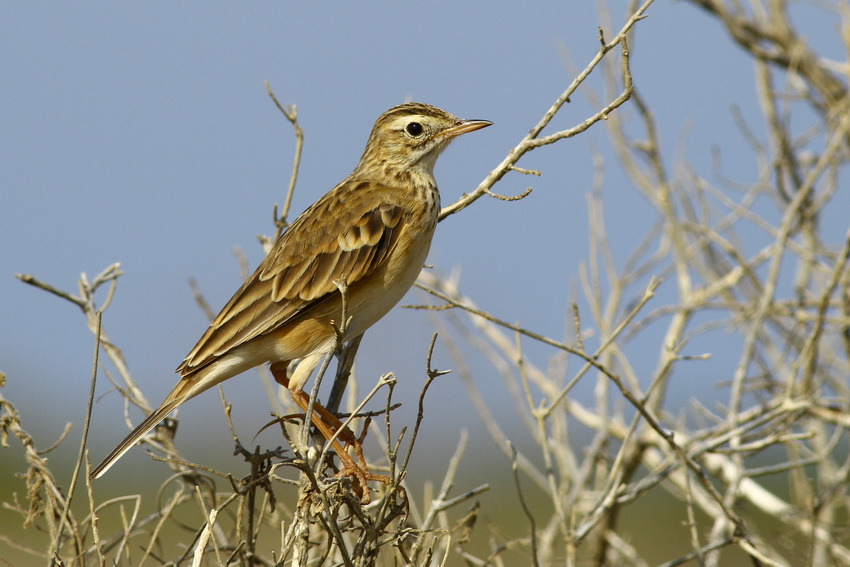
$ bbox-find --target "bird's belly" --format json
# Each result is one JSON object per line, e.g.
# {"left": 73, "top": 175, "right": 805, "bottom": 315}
{"left": 343, "top": 230, "right": 433, "bottom": 340}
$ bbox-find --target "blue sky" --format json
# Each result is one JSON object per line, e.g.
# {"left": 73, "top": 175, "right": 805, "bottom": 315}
{"left": 3, "top": 1, "right": 847, "bottom": 484}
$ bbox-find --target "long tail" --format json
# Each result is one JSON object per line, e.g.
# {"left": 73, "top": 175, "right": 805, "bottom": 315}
{"left": 91, "top": 348, "right": 274, "bottom": 479}
{"left": 89, "top": 397, "right": 183, "bottom": 479}
{"left": 90, "top": 365, "right": 223, "bottom": 479}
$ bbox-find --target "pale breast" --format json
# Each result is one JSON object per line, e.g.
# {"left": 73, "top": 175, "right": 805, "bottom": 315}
{"left": 341, "top": 184, "right": 439, "bottom": 340}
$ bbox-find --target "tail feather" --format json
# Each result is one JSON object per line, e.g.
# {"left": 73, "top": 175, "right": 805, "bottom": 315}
{"left": 91, "top": 347, "right": 272, "bottom": 479}
{"left": 89, "top": 398, "right": 182, "bottom": 479}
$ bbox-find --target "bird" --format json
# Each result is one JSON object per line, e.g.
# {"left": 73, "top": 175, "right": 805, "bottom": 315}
{"left": 90, "top": 102, "right": 492, "bottom": 486}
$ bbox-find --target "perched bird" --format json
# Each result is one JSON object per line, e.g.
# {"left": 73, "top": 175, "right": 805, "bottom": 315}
{"left": 91, "top": 102, "right": 491, "bottom": 483}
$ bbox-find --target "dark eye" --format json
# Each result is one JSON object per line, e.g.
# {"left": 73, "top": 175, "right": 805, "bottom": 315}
{"left": 405, "top": 122, "right": 423, "bottom": 136}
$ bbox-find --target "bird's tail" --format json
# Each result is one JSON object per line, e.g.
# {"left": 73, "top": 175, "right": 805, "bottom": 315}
{"left": 90, "top": 351, "right": 265, "bottom": 479}
{"left": 89, "top": 397, "right": 182, "bottom": 479}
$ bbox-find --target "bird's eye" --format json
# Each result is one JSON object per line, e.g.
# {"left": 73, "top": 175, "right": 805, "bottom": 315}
{"left": 405, "top": 122, "right": 424, "bottom": 137}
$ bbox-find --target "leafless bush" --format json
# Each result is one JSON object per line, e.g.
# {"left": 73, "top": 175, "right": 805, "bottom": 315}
{"left": 4, "top": 0, "right": 850, "bottom": 565}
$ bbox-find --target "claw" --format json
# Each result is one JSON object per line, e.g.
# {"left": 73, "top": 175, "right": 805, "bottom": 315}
{"left": 271, "top": 364, "right": 389, "bottom": 502}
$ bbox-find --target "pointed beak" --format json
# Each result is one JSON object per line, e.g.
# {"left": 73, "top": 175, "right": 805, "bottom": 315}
{"left": 442, "top": 118, "right": 493, "bottom": 139}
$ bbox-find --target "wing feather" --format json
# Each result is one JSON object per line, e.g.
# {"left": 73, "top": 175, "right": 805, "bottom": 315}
{"left": 177, "top": 180, "right": 406, "bottom": 375}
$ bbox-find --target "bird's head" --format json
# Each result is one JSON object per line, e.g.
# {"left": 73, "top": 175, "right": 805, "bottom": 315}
{"left": 356, "top": 102, "right": 492, "bottom": 182}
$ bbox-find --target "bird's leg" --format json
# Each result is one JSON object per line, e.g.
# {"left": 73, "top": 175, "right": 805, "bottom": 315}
{"left": 270, "top": 362, "right": 388, "bottom": 502}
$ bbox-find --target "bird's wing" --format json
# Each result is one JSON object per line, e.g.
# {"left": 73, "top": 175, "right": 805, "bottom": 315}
{"left": 177, "top": 179, "right": 405, "bottom": 375}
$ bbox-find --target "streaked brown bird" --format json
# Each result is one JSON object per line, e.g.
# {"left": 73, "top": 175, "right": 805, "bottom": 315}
{"left": 91, "top": 102, "right": 491, "bottom": 486}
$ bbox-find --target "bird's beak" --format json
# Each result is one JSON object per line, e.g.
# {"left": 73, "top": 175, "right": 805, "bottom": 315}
{"left": 443, "top": 118, "right": 493, "bottom": 139}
